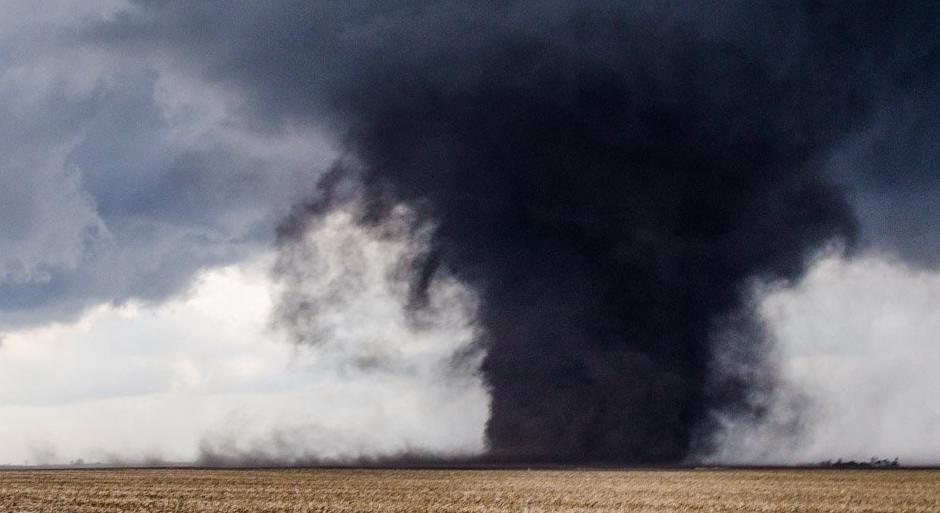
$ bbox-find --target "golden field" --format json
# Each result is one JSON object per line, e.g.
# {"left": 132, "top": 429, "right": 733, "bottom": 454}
{"left": 1, "top": 468, "right": 938, "bottom": 512}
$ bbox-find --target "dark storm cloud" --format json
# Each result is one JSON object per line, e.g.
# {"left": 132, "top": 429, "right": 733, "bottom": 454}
{"left": 828, "top": 92, "right": 940, "bottom": 267}
{"left": 93, "top": 1, "right": 940, "bottom": 260}
{"left": 87, "top": 0, "right": 940, "bottom": 464}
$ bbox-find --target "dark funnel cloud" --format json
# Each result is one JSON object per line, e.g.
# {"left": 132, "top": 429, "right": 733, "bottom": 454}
{"left": 100, "top": 0, "right": 940, "bottom": 463}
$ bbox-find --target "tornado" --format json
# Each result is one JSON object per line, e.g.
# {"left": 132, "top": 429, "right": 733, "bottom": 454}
{"left": 250, "top": 1, "right": 940, "bottom": 463}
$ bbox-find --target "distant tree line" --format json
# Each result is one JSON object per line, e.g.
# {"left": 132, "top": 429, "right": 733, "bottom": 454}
{"left": 818, "top": 457, "right": 900, "bottom": 468}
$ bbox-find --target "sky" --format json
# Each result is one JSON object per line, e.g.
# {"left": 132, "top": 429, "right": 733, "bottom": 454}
{"left": 1, "top": 0, "right": 939, "bottom": 465}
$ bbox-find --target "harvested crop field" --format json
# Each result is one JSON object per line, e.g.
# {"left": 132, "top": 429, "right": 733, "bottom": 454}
{"left": 1, "top": 468, "right": 938, "bottom": 512}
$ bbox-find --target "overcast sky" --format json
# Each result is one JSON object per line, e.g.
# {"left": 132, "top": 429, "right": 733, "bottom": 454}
{"left": 1, "top": 1, "right": 939, "bottom": 465}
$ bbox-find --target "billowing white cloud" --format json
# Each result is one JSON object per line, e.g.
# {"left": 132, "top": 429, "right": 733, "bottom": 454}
{"left": 0, "top": 253, "right": 487, "bottom": 465}
{"left": 709, "top": 251, "right": 940, "bottom": 465}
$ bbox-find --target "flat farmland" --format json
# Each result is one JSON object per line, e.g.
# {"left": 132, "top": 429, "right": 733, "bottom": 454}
{"left": 1, "top": 468, "right": 938, "bottom": 512}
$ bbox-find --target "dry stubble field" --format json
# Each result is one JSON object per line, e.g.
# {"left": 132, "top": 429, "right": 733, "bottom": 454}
{"left": 0, "top": 468, "right": 938, "bottom": 513}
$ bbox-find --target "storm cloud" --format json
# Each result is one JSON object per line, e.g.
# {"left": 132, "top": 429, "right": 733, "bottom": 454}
{"left": 3, "top": 1, "right": 940, "bottom": 465}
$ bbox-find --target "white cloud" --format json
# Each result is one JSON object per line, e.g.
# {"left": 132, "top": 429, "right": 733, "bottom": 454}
{"left": 709, "top": 251, "right": 940, "bottom": 465}
{"left": 0, "top": 253, "right": 488, "bottom": 465}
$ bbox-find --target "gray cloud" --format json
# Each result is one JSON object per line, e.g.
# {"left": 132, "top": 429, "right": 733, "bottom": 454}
{"left": 0, "top": 3, "right": 329, "bottom": 327}
{"left": 827, "top": 92, "right": 940, "bottom": 267}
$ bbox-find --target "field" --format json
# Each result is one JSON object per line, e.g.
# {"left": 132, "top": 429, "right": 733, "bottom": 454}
{"left": 1, "top": 468, "right": 938, "bottom": 512}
